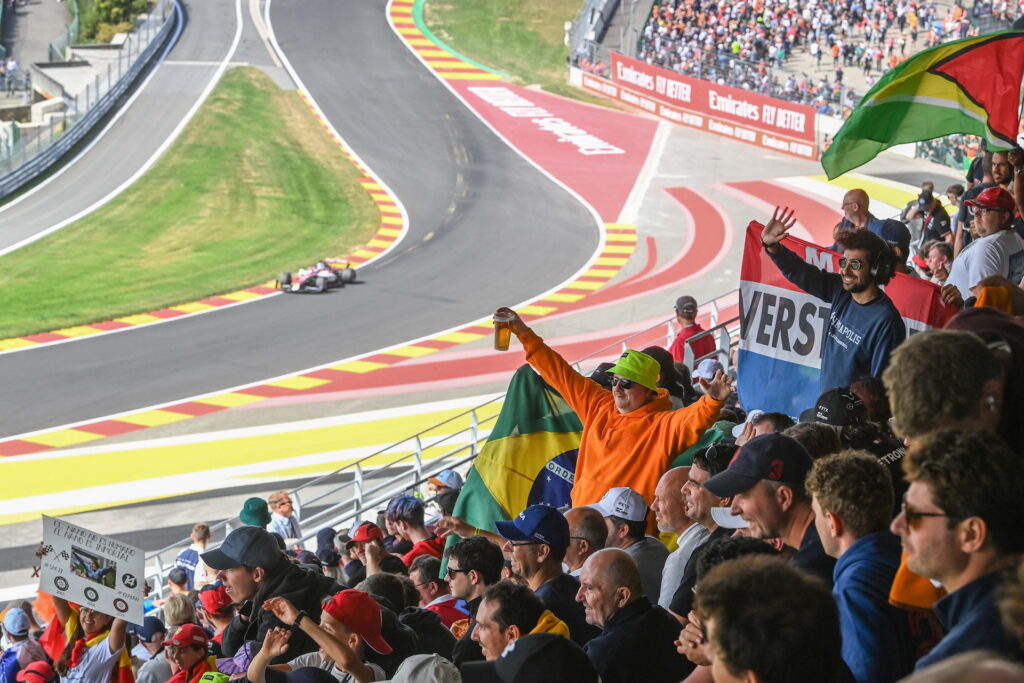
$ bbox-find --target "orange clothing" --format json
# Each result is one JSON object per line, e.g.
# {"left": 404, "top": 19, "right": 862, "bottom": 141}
{"left": 520, "top": 330, "right": 724, "bottom": 523}
{"left": 889, "top": 553, "right": 945, "bottom": 611}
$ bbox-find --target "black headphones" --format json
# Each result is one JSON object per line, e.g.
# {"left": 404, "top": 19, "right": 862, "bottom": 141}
{"left": 869, "top": 246, "right": 896, "bottom": 284}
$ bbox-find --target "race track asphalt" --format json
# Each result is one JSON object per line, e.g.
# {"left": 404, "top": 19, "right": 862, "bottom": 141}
{"left": 0, "top": 0, "right": 598, "bottom": 438}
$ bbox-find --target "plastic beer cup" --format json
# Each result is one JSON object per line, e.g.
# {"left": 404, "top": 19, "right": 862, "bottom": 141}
{"left": 493, "top": 311, "right": 514, "bottom": 351}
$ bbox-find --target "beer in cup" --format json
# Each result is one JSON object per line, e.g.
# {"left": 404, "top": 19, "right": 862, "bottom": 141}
{"left": 493, "top": 311, "right": 514, "bottom": 351}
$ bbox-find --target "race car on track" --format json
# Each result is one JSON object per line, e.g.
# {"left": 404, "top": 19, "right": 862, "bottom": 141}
{"left": 277, "top": 260, "right": 357, "bottom": 293}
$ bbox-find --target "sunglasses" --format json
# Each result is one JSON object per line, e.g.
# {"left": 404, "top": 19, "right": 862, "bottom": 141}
{"left": 609, "top": 376, "right": 637, "bottom": 390}
{"left": 838, "top": 257, "right": 864, "bottom": 271}
{"left": 446, "top": 567, "right": 470, "bottom": 579}
{"left": 900, "top": 499, "right": 955, "bottom": 529}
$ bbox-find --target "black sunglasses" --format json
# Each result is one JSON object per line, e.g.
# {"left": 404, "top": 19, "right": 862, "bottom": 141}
{"left": 609, "top": 376, "right": 636, "bottom": 390}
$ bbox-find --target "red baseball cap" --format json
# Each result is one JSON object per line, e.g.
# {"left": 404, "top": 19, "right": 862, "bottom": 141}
{"left": 323, "top": 590, "right": 392, "bottom": 655}
{"left": 198, "top": 585, "right": 233, "bottom": 614}
{"left": 965, "top": 186, "right": 1015, "bottom": 213}
{"left": 344, "top": 522, "right": 383, "bottom": 549}
{"left": 16, "top": 661, "right": 55, "bottom": 683}
{"left": 162, "top": 623, "right": 210, "bottom": 648}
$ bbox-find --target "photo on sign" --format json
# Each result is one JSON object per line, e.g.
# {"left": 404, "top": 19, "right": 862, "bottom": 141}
{"left": 70, "top": 546, "right": 116, "bottom": 589}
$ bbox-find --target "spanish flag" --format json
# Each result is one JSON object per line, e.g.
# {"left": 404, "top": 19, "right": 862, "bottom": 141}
{"left": 822, "top": 31, "right": 1024, "bottom": 179}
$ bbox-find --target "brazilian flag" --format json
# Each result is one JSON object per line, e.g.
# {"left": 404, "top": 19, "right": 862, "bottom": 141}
{"left": 451, "top": 364, "right": 583, "bottom": 537}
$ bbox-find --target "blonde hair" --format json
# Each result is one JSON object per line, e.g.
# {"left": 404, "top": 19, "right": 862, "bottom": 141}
{"left": 268, "top": 490, "right": 289, "bottom": 506}
{"left": 163, "top": 593, "right": 196, "bottom": 630}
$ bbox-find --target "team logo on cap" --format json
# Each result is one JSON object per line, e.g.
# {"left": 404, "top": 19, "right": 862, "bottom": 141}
{"left": 768, "top": 459, "right": 784, "bottom": 481}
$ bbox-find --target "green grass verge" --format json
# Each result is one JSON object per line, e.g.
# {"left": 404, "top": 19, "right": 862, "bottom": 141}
{"left": 0, "top": 67, "right": 380, "bottom": 338}
{"left": 423, "top": 0, "right": 612, "bottom": 104}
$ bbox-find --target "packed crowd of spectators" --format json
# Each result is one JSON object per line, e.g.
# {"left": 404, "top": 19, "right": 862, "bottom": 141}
{"left": 635, "top": 0, "right": 984, "bottom": 114}
{"left": 4, "top": 152, "right": 1024, "bottom": 683}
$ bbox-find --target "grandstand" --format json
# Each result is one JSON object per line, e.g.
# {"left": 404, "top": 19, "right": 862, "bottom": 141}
{"left": 2, "top": 0, "right": 1024, "bottom": 680}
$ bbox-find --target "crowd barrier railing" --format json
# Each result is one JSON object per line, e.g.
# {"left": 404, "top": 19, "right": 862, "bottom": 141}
{"left": 142, "top": 288, "right": 743, "bottom": 596}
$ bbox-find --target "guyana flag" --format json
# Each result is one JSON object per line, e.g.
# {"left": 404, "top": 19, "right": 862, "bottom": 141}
{"left": 822, "top": 31, "right": 1024, "bottom": 179}
{"left": 449, "top": 364, "right": 582, "bottom": 539}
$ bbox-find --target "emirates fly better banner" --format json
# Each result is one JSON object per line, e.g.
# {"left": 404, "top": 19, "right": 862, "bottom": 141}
{"left": 579, "top": 53, "right": 817, "bottom": 159}
{"left": 737, "top": 222, "right": 957, "bottom": 415}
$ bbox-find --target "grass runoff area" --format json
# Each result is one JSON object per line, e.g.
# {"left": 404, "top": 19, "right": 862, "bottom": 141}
{"left": 0, "top": 67, "right": 379, "bottom": 338}
{"left": 424, "top": 0, "right": 609, "bottom": 103}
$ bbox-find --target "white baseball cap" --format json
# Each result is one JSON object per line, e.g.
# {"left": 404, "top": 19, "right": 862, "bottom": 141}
{"left": 731, "top": 409, "right": 765, "bottom": 438}
{"left": 588, "top": 487, "right": 648, "bottom": 523}
{"left": 711, "top": 507, "right": 749, "bottom": 529}
{"left": 693, "top": 358, "right": 724, "bottom": 381}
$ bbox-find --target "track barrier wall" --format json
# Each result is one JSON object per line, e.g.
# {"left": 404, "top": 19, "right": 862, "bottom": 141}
{"left": 572, "top": 51, "right": 819, "bottom": 160}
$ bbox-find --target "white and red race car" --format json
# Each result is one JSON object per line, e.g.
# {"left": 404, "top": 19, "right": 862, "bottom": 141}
{"left": 277, "top": 260, "right": 357, "bottom": 293}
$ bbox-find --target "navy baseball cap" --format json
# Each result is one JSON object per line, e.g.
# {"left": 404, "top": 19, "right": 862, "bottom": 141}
{"left": 129, "top": 616, "right": 166, "bottom": 643}
{"left": 201, "top": 526, "right": 283, "bottom": 570}
{"left": 871, "top": 220, "right": 910, "bottom": 258}
{"left": 703, "top": 433, "right": 812, "bottom": 498}
{"left": 495, "top": 505, "right": 569, "bottom": 551}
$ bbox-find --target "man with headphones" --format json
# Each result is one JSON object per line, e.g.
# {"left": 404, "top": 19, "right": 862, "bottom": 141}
{"left": 760, "top": 207, "right": 907, "bottom": 393}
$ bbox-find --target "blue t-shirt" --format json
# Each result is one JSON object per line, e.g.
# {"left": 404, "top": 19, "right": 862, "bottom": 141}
{"left": 0, "top": 648, "right": 19, "bottom": 683}
{"left": 770, "top": 244, "right": 906, "bottom": 392}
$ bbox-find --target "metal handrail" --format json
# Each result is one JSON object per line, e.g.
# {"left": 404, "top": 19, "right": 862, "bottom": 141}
{"left": 144, "top": 289, "right": 744, "bottom": 591}
{"left": 569, "top": 287, "right": 739, "bottom": 373}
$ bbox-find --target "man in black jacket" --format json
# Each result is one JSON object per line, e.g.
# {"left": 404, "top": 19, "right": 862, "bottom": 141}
{"left": 202, "top": 526, "right": 339, "bottom": 662}
{"left": 445, "top": 536, "right": 504, "bottom": 666}
{"left": 577, "top": 549, "right": 692, "bottom": 683}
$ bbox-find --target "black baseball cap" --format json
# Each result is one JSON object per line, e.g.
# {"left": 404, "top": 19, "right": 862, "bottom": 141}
{"left": 811, "top": 387, "right": 867, "bottom": 426}
{"left": 201, "top": 526, "right": 283, "bottom": 571}
{"left": 703, "top": 433, "right": 812, "bottom": 498}
{"left": 460, "top": 633, "right": 598, "bottom": 683}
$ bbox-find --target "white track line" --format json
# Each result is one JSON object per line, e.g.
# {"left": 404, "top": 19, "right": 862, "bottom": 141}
{"left": 0, "top": 0, "right": 244, "bottom": 259}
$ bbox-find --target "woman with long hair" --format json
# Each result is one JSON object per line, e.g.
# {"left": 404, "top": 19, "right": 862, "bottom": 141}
{"left": 51, "top": 597, "right": 131, "bottom": 683}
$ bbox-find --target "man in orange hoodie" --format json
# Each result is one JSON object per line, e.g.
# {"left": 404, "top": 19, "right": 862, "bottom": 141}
{"left": 493, "top": 308, "right": 730, "bottom": 523}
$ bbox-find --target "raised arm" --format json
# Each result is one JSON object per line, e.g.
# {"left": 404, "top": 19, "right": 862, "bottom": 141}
{"left": 107, "top": 617, "right": 128, "bottom": 654}
{"left": 262, "top": 599, "right": 375, "bottom": 683}
{"left": 761, "top": 207, "right": 843, "bottom": 303}
{"left": 759, "top": 205, "right": 796, "bottom": 254}
{"left": 51, "top": 595, "right": 72, "bottom": 629}
{"left": 495, "top": 307, "right": 607, "bottom": 421}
